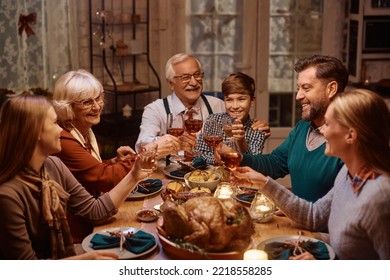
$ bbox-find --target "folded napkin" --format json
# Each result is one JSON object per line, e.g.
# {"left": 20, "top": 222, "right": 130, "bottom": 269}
{"left": 264, "top": 240, "right": 330, "bottom": 260}
{"left": 90, "top": 230, "right": 156, "bottom": 254}
{"left": 170, "top": 157, "right": 207, "bottom": 177}
{"left": 236, "top": 193, "right": 255, "bottom": 203}
{"left": 136, "top": 179, "right": 162, "bottom": 194}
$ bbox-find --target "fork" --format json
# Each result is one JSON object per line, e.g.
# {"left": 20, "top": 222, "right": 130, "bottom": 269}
{"left": 119, "top": 226, "right": 125, "bottom": 253}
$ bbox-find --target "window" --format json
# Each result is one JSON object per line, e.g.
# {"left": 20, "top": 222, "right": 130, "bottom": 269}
{"left": 268, "top": 0, "right": 323, "bottom": 126}
{"left": 186, "top": 0, "right": 243, "bottom": 95}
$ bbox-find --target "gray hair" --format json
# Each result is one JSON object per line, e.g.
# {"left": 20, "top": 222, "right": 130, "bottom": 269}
{"left": 165, "top": 53, "right": 202, "bottom": 81}
{"left": 52, "top": 69, "right": 103, "bottom": 122}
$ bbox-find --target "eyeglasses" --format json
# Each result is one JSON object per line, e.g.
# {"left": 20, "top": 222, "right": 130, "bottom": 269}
{"left": 173, "top": 72, "right": 204, "bottom": 84}
{"left": 75, "top": 94, "right": 104, "bottom": 110}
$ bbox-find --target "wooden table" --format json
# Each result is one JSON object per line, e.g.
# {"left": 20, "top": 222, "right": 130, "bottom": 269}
{"left": 94, "top": 161, "right": 327, "bottom": 259}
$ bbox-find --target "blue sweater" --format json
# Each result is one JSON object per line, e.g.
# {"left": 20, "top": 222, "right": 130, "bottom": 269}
{"left": 241, "top": 120, "right": 343, "bottom": 201}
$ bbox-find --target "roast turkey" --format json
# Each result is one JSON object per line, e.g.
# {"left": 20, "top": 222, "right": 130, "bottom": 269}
{"left": 159, "top": 196, "right": 254, "bottom": 252}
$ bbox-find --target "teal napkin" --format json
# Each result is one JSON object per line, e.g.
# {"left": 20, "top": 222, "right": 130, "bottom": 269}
{"left": 170, "top": 158, "right": 207, "bottom": 177}
{"left": 236, "top": 193, "right": 255, "bottom": 203}
{"left": 90, "top": 230, "right": 156, "bottom": 254}
{"left": 264, "top": 240, "right": 330, "bottom": 260}
{"left": 137, "top": 179, "right": 162, "bottom": 194}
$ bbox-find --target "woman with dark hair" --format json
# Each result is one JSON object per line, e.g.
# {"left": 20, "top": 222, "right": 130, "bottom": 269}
{"left": 0, "top": 95, "right": 150, "bottom": 259}
{"left": 231, "top": 89, "right": 390, "bottom": 259}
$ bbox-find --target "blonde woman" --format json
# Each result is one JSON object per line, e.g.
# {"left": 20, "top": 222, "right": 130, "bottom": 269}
{"left": 52, "top": 69, "right": 136, "bottom": 242}
{"left": 0, "top": 95, "right": 150, "bottom": 259}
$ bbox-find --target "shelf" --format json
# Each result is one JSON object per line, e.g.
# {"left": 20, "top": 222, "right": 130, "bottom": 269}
{"left": 104, "top": 82, "right": 160, "bottom": 94}
{"left": 89, "top": 0, "right": 161, "bottom": 113}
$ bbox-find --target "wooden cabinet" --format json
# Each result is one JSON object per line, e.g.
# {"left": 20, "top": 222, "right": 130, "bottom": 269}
{"left": 346, "top": 0, "right": 390, "bottom": 83}
{"left": 88, "top": 0, "right": 160, "bottom": 157}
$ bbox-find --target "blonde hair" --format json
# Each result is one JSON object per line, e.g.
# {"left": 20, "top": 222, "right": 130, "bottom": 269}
{"left": 52, "top": 69, "right": 103, "bottom": 122}
{"left": 331, "top": 89, "right": 390, "bottom": 176}
{"left": 0, "top": 95, "right": 52, "bottom": 184}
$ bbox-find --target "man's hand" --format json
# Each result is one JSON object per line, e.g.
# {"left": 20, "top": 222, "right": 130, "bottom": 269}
{"left": 252, "top": 119, "right": 271, "bottom": 138}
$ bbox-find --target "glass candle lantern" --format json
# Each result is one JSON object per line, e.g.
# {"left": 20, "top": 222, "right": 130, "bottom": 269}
{"left": 249, "top": 192, "right": 276, "bottom": 223}
{"left": 214, "top": 182, "right": 235, "bottom": 199}
{"left": 243, "top": 249, "right": 268, "bottom": 260}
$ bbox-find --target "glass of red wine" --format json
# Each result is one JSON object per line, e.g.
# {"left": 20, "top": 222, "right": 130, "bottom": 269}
{"left": 167, "top": 113, "right": 185, "bottom": 161}
{"left": 202, "top": 118, "right": 223, "bottom": 163}
{"left": 218, "top": 138, "right": 243, "bottom": 170}
{"left": 183, "top": 107, "right": 203, "bottom": 159}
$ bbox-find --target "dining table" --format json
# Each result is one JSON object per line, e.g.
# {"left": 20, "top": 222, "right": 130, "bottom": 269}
{"left": 92, "top": 160, "right": 329, "bottom": 260}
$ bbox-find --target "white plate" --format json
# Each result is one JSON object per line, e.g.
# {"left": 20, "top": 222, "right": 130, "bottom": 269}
{"left": 257, "top": 235, "right": 335, "bottom": 260}
{"left": 81, "top": 227, "right": 157, "bottom": 259}
{"left": 163, "top": 163, "right": 190, "bottom": 179}
{"left": 127, "top": 183, "right": 163, "bottom": 199}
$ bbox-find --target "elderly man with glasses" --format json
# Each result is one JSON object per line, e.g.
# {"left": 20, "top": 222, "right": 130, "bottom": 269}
{"left": 136, "top": 53, "right": 226, "bottom": 159}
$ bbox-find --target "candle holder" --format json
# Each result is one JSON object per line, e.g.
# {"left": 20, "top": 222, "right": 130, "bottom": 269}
{"left": 249, "top": 192, "right": 275, "bottom": 223}
{"left": 243, "top": 249, "right": 268, "bottom": 260}
{"left": 214, "top": 182, "right": 235, "bottom": 199}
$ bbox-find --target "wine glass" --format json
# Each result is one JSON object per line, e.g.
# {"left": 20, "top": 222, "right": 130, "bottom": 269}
{"left": 202, "top": 118, "right": 223, "bottom": 149}
{"left": 167, "top": 113, "right": 185, "bottom": 162}
{"left": 218, "top": 138, "right": 243, "bottom": 170}
{"left": 202, "top": 118, "right": 223, "bottom": 164}
{"left": 222, "top": 116, "right": 235, "bottom": 138}
{"left": 183, "top": 107, "right": 203, "bottom": 159}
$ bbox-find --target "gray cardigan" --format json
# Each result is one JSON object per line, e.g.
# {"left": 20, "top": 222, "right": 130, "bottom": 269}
{"left": 261, "top": 165, "right": 390, "bottom": 259}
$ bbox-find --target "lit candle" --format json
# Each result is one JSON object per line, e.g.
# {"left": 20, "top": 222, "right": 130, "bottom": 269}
{"left": 256, "top": 205, "right": 270, "bottom": 212}
{"left": 214, "top": 183, "right": 235, "bottom": 199}
{"left": 243, "top": 249, "right": 268, "bottom": 260}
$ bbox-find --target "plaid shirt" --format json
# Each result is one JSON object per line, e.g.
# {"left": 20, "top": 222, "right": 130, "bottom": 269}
{"left": 351, "top": 166, "right": 379, "bottom": 193}
{"left": 197, "top": 112, "right": 266, "bottom": 164}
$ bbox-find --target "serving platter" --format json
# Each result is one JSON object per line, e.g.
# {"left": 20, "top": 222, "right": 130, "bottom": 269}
{"left": 82, "top": 227, "right": 157, "bottom": 259}
{"left": 257, "top": 235, "right": 336, "bottom": 260}
{"left": 157, "top": 231, "right": 243, "bottom": 260}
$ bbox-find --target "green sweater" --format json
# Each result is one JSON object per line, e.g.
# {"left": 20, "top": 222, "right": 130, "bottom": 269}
{"left": 241, "top": 120, "right": 343, "bottom": 202}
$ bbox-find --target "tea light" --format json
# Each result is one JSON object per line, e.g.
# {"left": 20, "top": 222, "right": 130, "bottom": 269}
{"left": 243, "top": 249, "right": 268, "bottom": 260}
{"left": 249, "top": 192, "right": 276, "bottom": 222}
{"left": 256, "top": 205, "right": 270, "bottom": 212}
{"left": 214, "top": 183, "right": 235, "bottom": 199}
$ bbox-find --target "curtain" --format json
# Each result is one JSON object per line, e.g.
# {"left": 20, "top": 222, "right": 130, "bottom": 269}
{"left": 0, "top": 0, "right": 79, "bottom": 93}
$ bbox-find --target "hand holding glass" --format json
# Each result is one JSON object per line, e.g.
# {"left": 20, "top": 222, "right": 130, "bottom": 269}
{"left": 218, "top": 138, "right": 243, "bottom": 170}
{"left": 136, "top": 142, "right": 158, "bottom": 173}
{"left": 167, "top": 113, "right": 185, "bottom": 161}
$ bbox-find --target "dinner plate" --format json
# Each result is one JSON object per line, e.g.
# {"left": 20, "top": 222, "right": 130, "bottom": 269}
{"left": 257, "top": 235, "right": 336, "bottom": 260}
{"left": 163, "top": 163, "right": 189, "bottom": 179}
{"left": 127, "top": 183, "right": 163, "bottom": 199}
{"left": 234, "top": 186, "right": 258, "bottom": 205}
{"left": 82, "top": 227, "right": 157, "bottom": 259}
{"left": 163, "top": 163, "right": 213, "bottom": 180}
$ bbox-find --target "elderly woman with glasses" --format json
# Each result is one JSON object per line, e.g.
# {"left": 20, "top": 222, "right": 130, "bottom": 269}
{"left": 52, "top": 69, "right": 136, "bottom": 243}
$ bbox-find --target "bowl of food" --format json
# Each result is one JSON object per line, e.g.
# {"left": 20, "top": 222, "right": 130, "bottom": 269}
{"left": 184, "top": 169, "right": 221, "bottom": 192}
{"left": 136, "top": 209, "right": 159, "bottom": 222}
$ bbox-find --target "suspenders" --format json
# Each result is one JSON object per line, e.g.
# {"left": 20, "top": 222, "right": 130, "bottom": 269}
{"left": 163, "top": 94, "right": 213, "bottom": 115}
{"left": 163, "top": 94, "right": 213, "bottom": 165}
